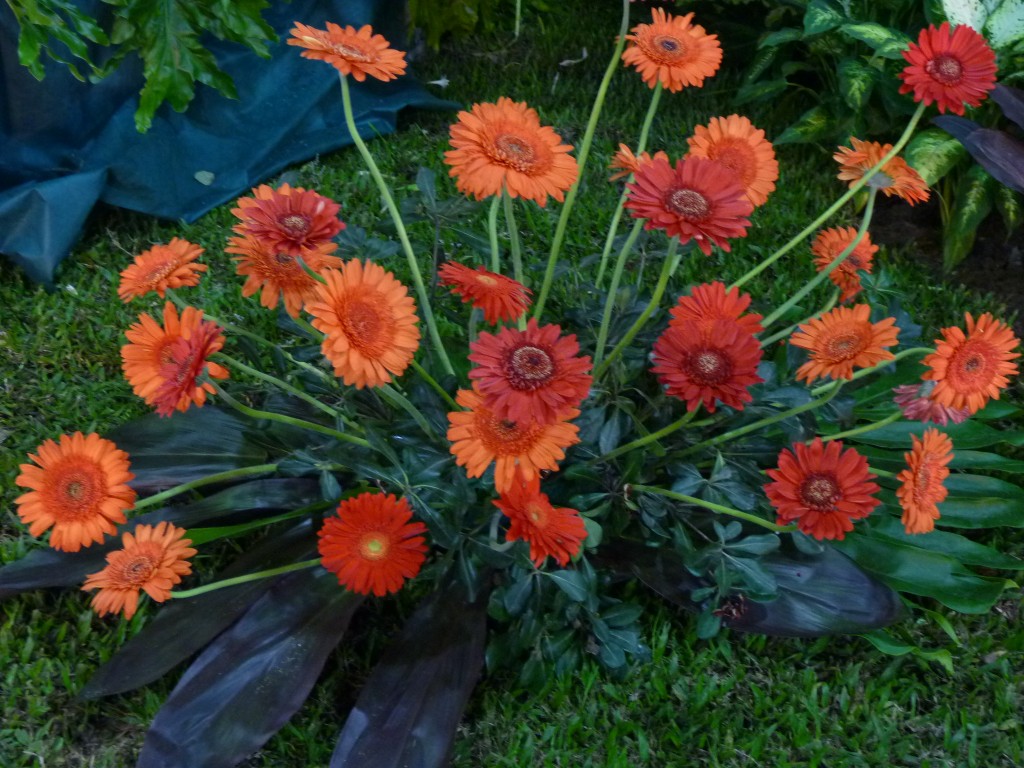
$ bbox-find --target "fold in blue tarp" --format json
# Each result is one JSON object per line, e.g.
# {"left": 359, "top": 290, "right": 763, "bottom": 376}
{"left": 0, "top": 0, "right": 450, "bottom": 284}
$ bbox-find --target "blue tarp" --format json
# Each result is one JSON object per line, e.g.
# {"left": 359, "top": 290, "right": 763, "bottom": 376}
{"left": 0, "top": 0, "right": 450, "bottom": 283}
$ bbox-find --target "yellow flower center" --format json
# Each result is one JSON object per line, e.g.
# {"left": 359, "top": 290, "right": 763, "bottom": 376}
{"left": 359, "top": 533, "right": 390, "bottom": 561}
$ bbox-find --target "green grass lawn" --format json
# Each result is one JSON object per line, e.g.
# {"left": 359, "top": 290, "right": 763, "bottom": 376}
{"left": 2, "top": 1, "right": 1023, "bottom": 765}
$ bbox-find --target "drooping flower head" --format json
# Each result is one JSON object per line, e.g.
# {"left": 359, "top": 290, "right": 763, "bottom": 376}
{"left": 468, "top": 318, "right": 593, "bottom": 425}
{"left": 651, "top": 319, "right": 763, "bottom": 413}
{"left": 669, "top": 281, "right": 764, "bottom": 336}
{"left": 231, "top": 184, "right": 344, "bottom": 258}
{"left": 287, "top": 22, "right": 407, "bottom": 81}
{"left": 626, "top": 156, "right": 753, "bottom": 254}
{"left": 152, "top": 319, "right": 227, "bottom": 417}
{"left": 15, "top": 432, "right": 137, "bottom": 553}
{"left": 317, "top": 492, "right": 428, "bottom": 597}
{"left": 305, "top": 260, "right": 421, "bottom": 388}
{"left": 622, "top": 9, "right": 723, "bottom": 92}
{"left": 765, "top": 438, "right": 880, "bottom": 540}
{"left": 82, "top": 522, "right": 196, "bottom": 619}
{"left": 608, "top": 143, "right": 669, "bottom": 182}
{"left": 438, "top": 261, "right": 531, "bottom": 324}
{"left": 494, "top": 474, "right": 587, "bottom": 567}
{"left": 444, "top": 97, "right": 579, "bottom": 206}
{"left": 447, "top": 387, "right": 581, "bottom": 493}
{"left": 897, "top": 428, "right": 954, "bottom": 535}
{"left": 811, "top": 226, "right": 879, "bottom": 303}
{"left": 834, "top": 138, "right": 930, "bottom": 206}
{"left": 892, "top": 381, "right": 970, "bottom": 426}
{"left": 121, "top": 302, "right": 229, "bottom": 412}
{"left": 790, "top": 304, "right": 899, "bottom": 384}
{"left": 117, "top": 238, "right": 206, "bottom": 302}
{"left": 922, "top": 312, "right": 1020, "bottom": 413}
{"left": 686, "top": 115, "right": 778, "bottom": 208}
{"left": 899, "top": 23, "right": 998, "bottom": 115}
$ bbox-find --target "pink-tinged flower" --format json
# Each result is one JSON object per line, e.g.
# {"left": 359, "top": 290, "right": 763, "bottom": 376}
{"left": 892, "top": 382, "right": 970, "bottom": 426}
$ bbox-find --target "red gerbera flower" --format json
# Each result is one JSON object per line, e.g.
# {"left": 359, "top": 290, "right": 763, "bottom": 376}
{"left": 317, "top": 492, "right": 428, "bottom": 597}
{"left": 765, "top": 438, "right": 881, "bottom": 540}
{"left": 669, "top": 281, "right": 764, "bottom": 336}
{"left": 897, "top": 428, "right": 954, "bottom": 535}
{"left": 468, "top": 318, "right": 593, "bottom": 425}
{"left": 231, "top": 183, "right": 344, "bottom": 257}
{"left": 493, "top": 474, "right": 587, "bottom": 567}
{"left": 438, "top": 261, "right": 531, "bottom": 324}
{"left": 152, "top": 319, "right": 227, "bottom": 417}
{"left": 899, "top": 23, "right": 998, "bottom": 115}
{"left": 650, "top": 319, "right": 763, "bottom": 413}
{"left": 625, "top": 156, "right": 753, "bottom": 255}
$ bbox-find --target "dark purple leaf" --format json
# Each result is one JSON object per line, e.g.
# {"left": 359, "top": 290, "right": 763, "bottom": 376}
{"left": 963, "top": 131, "right": 1024, "bottom": 193}
{"left": 137, "top": 568, "right": 363, "bottom": 768}
{"left": 932, "top": 114, "right": 981, "bottom": 145}
{"left": 992, "top": 84, "right": 1024, "bottom": 131}
{"left": 330, "top": 583, "right": 489, "bottom": 768}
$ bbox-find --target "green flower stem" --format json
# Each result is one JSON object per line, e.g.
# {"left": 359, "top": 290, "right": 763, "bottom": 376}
{"left": 411, "top": 358, "right": 458, "bottom": 410}
{"left": 210, "top": 380, "right": 371, "bottom": 449}
{"left": 380, "top": 383, "right": 437, "bottom": 440}
{"left": 760, "top": 288, "right": 840, "bottom": 348}
{"left": 514, "top": 0, "right": 522, "bottom": 37}
{"left": 730, "top": 101, "right": 927, "bottom": 291}
{"left": 292, "top": 314, "right": 324, "bottom": 340}
{"left": 488, "top": 196, "right": 502, "bottom": 273}
{"left": 678, "top": 381, "right": 843, "bottom": 458}
{"left": 821, "top": 410, "right": 903, "bottom": 443}
{"left": 809, "top": 347, "right": 934, "bottom": 396}
{"left": 595, "top": 237, "right": 681, "bottom": 380}
{"left": 532, "top": 0, "right": 633, "bottom": 320}
{"left": 133, "top": 463, "right": 279, "bottom": 512}
{"left": 761, "top": 188, "right": 877, "bottom": 330}
{"left": 594, "top": 219, "right": 646, "bottom": 370}
{"left": 170, "top": 558, "right": 322, "bottom": 599}
{"left": 295, "top": 254, "right": 328, "bottom": 284}
{"left": 188, "top": 500, "right": 334, "bottom": 545}
{"left": 631, "top": 484, "right": 795, "bottom": 533}
{"left": 872, "top": 467, "right": 897, "bottom": 479}
{"left": 601, "top": 410, "right": 697, "bottom": 462}
{"left": 338, "top": 74, "right": 455, "bottom": 377}
{"left": 503, "top": 191, "right": 527, "bottom": 331}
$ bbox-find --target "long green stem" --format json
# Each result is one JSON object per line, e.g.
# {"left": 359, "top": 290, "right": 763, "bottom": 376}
{"left": 533, "top": 0, "right": 633, "bottom": 319}
{"left": 809, "top": 347, "right": 934, "bottom": 396}
{"left": 631, "top": 485, "right": 794, "bottom": 533}
{"left": 594, "top": 219, "right": 646, "bottom": 370}
{"left": 601, "top": 410, "right": 697, "bottom": 462}
{"left": 730, "top": 102, "right": 927, "bottom": 291}
{"left": 133, "top": 463, "right": 279, "bottom": 512}
{"left": 503, "top": 192, "right": 528, "bottom": 330}
{"left": 338, "top": 74, "right": 454, "bottom": 376}
{"left": 488, "top": 196, "right": 501, "bottom": 273}
{"left": 760, "top": 288, "right": 840, "bottom": 348}
{"left": 411, "top": 358, "right": 458, "bottom": 410}
{"left": 595, "top": 237, "right": 681, "bottom": 380}
{"left": 822, "top": 410, "right": 902, "bottom": 442}
{"left": 170, "top": 559, "right": 321, "bottom": 599}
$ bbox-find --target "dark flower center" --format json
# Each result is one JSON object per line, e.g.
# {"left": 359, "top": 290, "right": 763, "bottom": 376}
{"left": 665, "top": 188, "right": 710, "bottom": 220}
{"left": 653, "top": 35, "right": 686, "bottom": 59}
{"left": 494, "top": 134, "right": 537, "bottom": 172}
{"left": 825, "top": 331, "right": 863, "bottom": 360}
{"left": 490, "top": 418, "right": 520, "bottom": 442}
{"left": 963, "top": 353, "right": 983, "bottom": 373}
{"left": 684, "top": 348, "right": 732, "bottom": 385}
{"left": 280, "top": 214, "right": 312, "bottom": 237}
{"left": 343, "top": 302, "right": 382, "bottom": 342}
{"left": 505, "top": 345, "right": 556, "bottom": 390}
{"left": 122, "top": 556, "right": 157, "bottom": 586}
{"left": 274, "top": 252, "right": 294, "bottom": 266}
{"left": 331, "top": 42, "right": 371, "bottom": 62}
{"left": 800, "top": 473, "right": 840, "bottom": 511}
{"left": 65, "top": 480, "right": 85, "bottom": 500}
{"left": 926, "top": 54, "right": 963, "bottom": 84}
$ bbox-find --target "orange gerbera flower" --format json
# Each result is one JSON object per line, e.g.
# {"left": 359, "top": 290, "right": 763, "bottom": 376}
{"left": 626, "top": 156, "right": 753, "bottom": 254}
{"left": 790, "top": 305, "right": 900, "bottom": 384}
{"left": 622, "top": 8, "right": 722, "bottom": 92}
{"left": 897, "top": 428, "right": 954, "bottom": 534}
{"left": 651, "top": 319, "right": 763, "bottom": 413}
{"left": 438, "top": 261, "right": 531, "bottom": 324}
{"left": 922, "top": 312, "right": 1021, "bottom": 413}
{"left": 121, "top": 302, "right": 229, "bottom": 411}
{"left": 686, "top": 115, "right": 778, "bottom": 208}
{"left": 899, "top": 23, "right": 998, "bottom": 115}
{"left": 231, "top": 184, "right": 344, "bottom": 258}
{"left": 226, "top": 235, "right": 343, "bottom": 318}
{"left": 447, "top": 386, "right": 581, "bottom": 493}
{"left": 834, "top": 138, "right": 930, "bottom": 205}
{"left": 445, "top": 97, "right": 579, "bottom": 206}
{"left": 317, "top": 492, "right": 428, "bottom": 597}
{"left": 82, "top": 522, "right": 196, "bottom": 619}
{"left": 152, "top": 319, "right": 227, "bottom": 417}
{"left": 811, "top": 226, "right": 879, "bottom": 303}
{"left": 765, "top": 438, "right": 880, "bottom": 540}
{"left": 468, "top": 318, "right": 593, "bottom": 426}
{"left": 608, "top": 143, "right": 669, "bottom": 182}
{"left": 669, "top": 281, "right": 764, "bottom": 336}
{"left": 15, "top": 432, "right": 136, "bottom": 553}
{"left": 117, "top": 238, "right": 206, "bottom": 302}
{"left": 287, "top": 22, "right": 407, "bottom": 82}
{"left": 494, "top": 475, "right": 587, "bottom": 567}
{"left": 306, "top": 260, "right": 421, "bottom": 389}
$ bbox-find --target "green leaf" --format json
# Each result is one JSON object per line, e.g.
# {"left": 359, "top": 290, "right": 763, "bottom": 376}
{"left": 986, "top": 0, "right": 1024, "bottom": 49}
{"left": 944, "top": 164, "right": 997, "bottom": 270}
{"left": 846, "top": 418, "right": 1021, "bottom": 449}
{"left": 995, "top": 186, "right": 1024, "bottom": 235}
{"left": 734, "top": 79, "right": 789, "bottom": 105}
{"left": 903, "top": 128, "right": 969, "bottom": 186}
{"left": 546, "top": 569, "right": 589, "bottom": 602}
{"left": 726, "top": 534, "right": 782, "bottom": 556}
{"left": 774, "top": 106, "right": 833, "bottom": 145}
{"left": 759, "top": 28, "right": 803, "bottom": 48}
{"left": 839, "top": 22, "right": 913, "bottom": 59}
{"left": 860, "top": 630, "right": 954, "bottom": 673}
{"left": 803, "top": 0, "right": 845, "bottom": 36}
{"left": 941, "top": 0, "right": 991, "bottom": 32}
{"left": 865, "top": 514, "right": 1024, "bottom": 570}
{"left": 728, "top": 556, "right": 778, "bottom": 595}
{"left": 932, "top": 474, "right": 1024, "bottom": 528}
{"left": 837, "top": 58, "right": 875, "bottom": 111}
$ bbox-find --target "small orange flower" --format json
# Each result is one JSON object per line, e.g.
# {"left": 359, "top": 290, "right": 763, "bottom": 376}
{"left": 226, "top": 235, "right": 343, "bottom": 318}
{"left": 231, "top": 184, "right": 344, "bottom": 258}
{"left": 287, "top": 22, "right": 407, "bottom": 82}
{"left": 117, "top": 238, "right": 206, "bottom": 302}
{"left": 152, "top": 319, "right": 227, "bottom": 417}
{"left": 622, "top": 9, "right": 723, "bottom": 92}
{"left": 438, "top": 261, "right": 531, "bottom": 324}
{"left": 608, "top": 143, "right": 669, "bottom": 182}
{"left": 445, "top": 97, "right": 579, "bottom": 206}
{"left": 687, "top": 115, "right": 778, "bottom": 208}
{"left": 494, "top": 475, "right": 587, "bottom": 567}
{"left": 897, "top": 428, "right": 953, "bottom": 534}
{"left": 790, "top": 305, "right": 899, "bottom": 384}
{"left": 922, "top": 312, "right": 1020, "bottom": 413}
{"left": 15, "top": 432, "right": 136, "bottom": 553}
{"left": 811, "top": 226, "right": 879, "bottom": 303}
{"left": 834, "top": 138, "right": 930, "bottom": 206}
{"left": 900, "top": 23, "right": 997, "bottom": 115}
{"left": 306, "top": 260, "right": 421, "bottom": 389}
{"left": 82, "top": 522, "right": 196, "bottom": 619}
{"left": 765, "top": 438, "right": 880, "bottom": 540}
{"left": 317, "top": 492, "right": 428, "bottom": 597}
{"left": 447, "top": 387, "right": 580, "bottom": 493}
{"left": 669, "top": 281, "right": 763, "bottom": 337}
